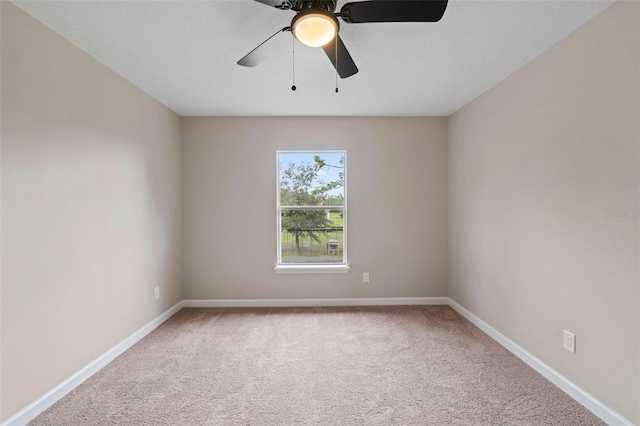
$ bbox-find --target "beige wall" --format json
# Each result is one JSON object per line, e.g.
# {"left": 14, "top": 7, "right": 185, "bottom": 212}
{"left": 448, "top": 1, "right": 639, "bottom": 423}
{"left": 1, "top": 3, "right": 183, "bottom": 422}
{"left": 182, "top": 117, "right": 448, "bottom": 300}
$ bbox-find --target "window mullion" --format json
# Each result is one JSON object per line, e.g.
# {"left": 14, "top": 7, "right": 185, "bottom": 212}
{"left": 280, "top": 206, "right": 344, "bottom": 211}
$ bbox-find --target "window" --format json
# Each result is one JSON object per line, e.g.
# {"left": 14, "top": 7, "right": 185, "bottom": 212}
{"left": 275, "top": 151, "right": 349, "bottom": 273}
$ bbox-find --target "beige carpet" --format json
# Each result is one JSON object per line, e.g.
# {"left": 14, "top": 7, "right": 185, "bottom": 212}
{"left": 31, "top": 306, "right": 604, "bottom": 425}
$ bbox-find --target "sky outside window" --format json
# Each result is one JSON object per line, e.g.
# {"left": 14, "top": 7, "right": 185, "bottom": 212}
{"left": 279, "top": 152, "right": 344, "bottom": 199}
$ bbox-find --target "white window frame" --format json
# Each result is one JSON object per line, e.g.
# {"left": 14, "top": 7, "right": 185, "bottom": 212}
{"left": 275, "top": 150, "right": 349, "bottom": 274}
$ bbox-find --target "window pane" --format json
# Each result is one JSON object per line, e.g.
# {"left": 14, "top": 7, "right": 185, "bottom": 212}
{"left": 279, "top": 152, "right": 344, "bottom": 206}
{"left": 280, "top": 209, "right": 344, "bottom": 264}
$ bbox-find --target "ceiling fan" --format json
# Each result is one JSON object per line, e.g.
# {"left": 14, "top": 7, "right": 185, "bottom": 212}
{"left": 237, "top": 0, "right": 448, "bottom": 79}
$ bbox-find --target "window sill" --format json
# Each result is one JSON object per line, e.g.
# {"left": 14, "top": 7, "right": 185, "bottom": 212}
{"left": 274, "top": 264, "right": 350, "bottom": 274}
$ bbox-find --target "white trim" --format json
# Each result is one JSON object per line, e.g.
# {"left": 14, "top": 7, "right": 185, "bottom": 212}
{"left": 276, "top": 150, "right": 347, "bottom": 267}
{"left": 182, "top": 297, "right": 449, "bottom": 308}
{"left": 1, "top": 301, "right": 185, "bottom": 426}
{"left": 447, "top": 299, "right": 634, "bottom": 426}
{"left": 3, "top": 297, "right": 632, "bottom": 426}
{"left": 274, "top": 264, "right": 350, "bottom": 274}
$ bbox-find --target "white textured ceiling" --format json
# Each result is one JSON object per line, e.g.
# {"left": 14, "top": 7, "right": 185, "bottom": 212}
{"left": 12, "top": 0, "right": 614, "bottom": 116}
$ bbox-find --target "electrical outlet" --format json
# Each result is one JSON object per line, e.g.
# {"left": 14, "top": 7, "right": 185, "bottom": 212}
{"left": 363, "top": 272, "right": 369, "bottom": 283}
{"left": 563, "top": 330, "right": 575, "bottom": 353}
{"left": 154, "top": 286, "right": 160, "bottom": 300}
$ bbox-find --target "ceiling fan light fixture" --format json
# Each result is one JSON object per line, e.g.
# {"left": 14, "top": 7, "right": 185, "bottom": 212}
{"left": 292, "top": 11, "right": 339, "bottom": 47}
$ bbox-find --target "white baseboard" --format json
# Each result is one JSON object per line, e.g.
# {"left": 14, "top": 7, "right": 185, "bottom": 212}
{"left": 3, "top": 297, "right": 631, "bottom": 426}
{"left": 182, "top": 297, "right": 449, "bottom": 308}
{"left": 1, "top": 301, "right": 185, "bottom": 426}
{"left": 447, "top": 299, "right": 633, "bottom": 426}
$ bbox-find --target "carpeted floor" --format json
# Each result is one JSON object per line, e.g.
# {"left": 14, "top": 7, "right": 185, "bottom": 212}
{"left": 31, "top": 306, "right": 604, "bottom": 425}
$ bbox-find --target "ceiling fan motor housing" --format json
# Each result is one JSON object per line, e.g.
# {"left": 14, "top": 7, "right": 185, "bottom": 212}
{"left": 290, "top": 0, "right": 337, "bottom": 12}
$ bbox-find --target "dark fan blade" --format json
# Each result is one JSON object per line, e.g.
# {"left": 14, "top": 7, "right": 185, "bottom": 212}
{"left": 253, "top": 0, "right": 292, "bottom": 9}
{"left": 322, "top": 35, "right": 358, "bottom": 79}
{"left": 238, "top": 27, "right": 290, "bottom": 67}
{"left": 340, "top": 0, "right": 448, "bottom": 23}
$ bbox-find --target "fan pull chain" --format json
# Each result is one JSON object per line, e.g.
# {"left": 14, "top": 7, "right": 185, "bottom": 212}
{"left": 335, "top": 37, "right": 339, "bottom": 93}
{"left": 291, "top": 35, "right": 296, "bottom": 91}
